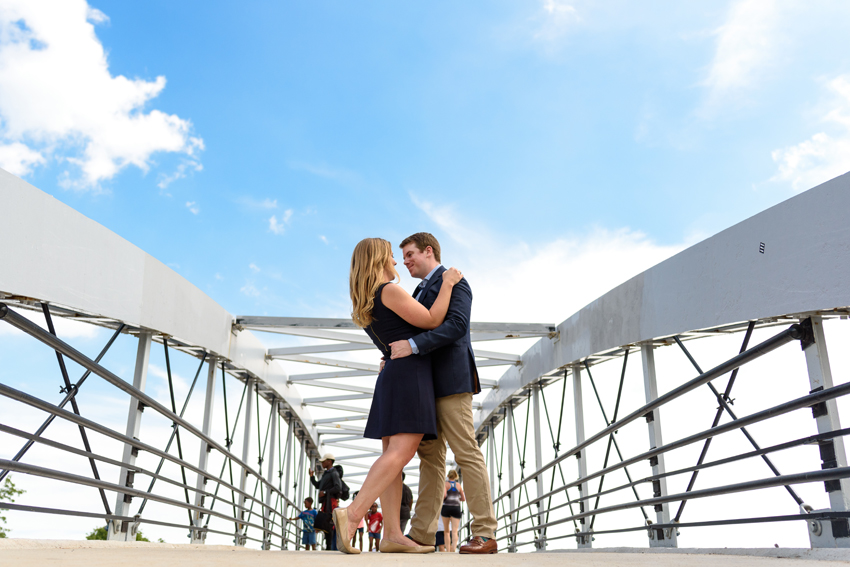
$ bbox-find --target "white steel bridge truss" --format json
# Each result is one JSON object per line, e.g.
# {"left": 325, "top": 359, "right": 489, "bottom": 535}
{"left": 1, "top": 168, "right": 850, "bottom": 550}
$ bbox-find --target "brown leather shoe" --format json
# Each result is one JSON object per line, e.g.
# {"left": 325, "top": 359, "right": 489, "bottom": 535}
{"left": 459, "top": 536, "right": 497, "bottom": 554}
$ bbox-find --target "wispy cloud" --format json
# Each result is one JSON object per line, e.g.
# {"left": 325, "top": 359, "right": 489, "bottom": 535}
{"left": 185, "top": 201, "right": 199, "bottom": 215}
{"left": 268, "top": 209, "right": 293, "bottom": 235}
{"left": 249, "top": 263, "right": 261, "bottom": 273}
{"left": 319, "top": 235, "right": 329, "bottom": 245}
{"left": 236, "top": 196, "right": 278, "bottom": 210}
{"left": 0, "top": 0, "right": 203, "bottom": 190}
{"left": 240, "top": 281, "right": 261, "bottom": 298}
{"left": 771, "top": 74, "right": 850, "bottom": 191}
{"left": 533, "top": 0, "right": 581, "bottom": 43}
{"left": 701, "top": 0, "right": 780, "bottom": 108}
{"left": 288, "top": 160, "right": 360, "bottom": 184}
{"left": 158, "top": 155, "right": 204, "bottom": 190}
{"left": 411, "top": 194, "right": 684, "bottom": 323}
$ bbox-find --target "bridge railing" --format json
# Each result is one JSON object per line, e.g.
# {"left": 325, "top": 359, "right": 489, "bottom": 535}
{"left": 0, "top": 301, "right": 309, "bottom": 548}
{"left": 468, "top": 314, "right": 850, "bottom": 550}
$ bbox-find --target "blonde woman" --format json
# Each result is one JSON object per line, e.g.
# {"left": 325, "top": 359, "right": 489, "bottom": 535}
{"left": 333, "top": 238, "right": 462, "bottom": 554}
{"left": 441, "top": 469, "right": 466, "bottom": 552}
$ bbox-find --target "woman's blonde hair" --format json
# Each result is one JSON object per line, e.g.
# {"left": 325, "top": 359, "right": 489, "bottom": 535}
{"left": 447, "top": 469, "right": 459, "bottom": 481}
{"left": 350, "top": 238, "right": 399, "bottom": 328}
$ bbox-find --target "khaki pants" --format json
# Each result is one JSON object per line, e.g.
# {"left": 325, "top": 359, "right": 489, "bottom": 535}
{"left": 409, "top": 392, "right": 497, "bottom": 544}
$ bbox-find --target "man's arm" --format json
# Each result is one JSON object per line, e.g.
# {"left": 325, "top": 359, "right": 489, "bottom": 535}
{"left": 402, "top": 278, "right": 471, "bottom": 356}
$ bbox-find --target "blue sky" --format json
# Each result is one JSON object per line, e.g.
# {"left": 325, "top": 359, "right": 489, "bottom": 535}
{"left": 3, "top": 0, "right": 850, "bottom": 322}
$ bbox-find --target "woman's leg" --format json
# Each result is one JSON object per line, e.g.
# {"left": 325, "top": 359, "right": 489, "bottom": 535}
{"left": 441, "top": 516, "right": 451, "bottom": 551}
{"left": 380, "top": 469, "right": 404, "bottom": 544}
{"left": 450, "top": 517, "right": 460, "bottom": 553}
{"left": 342, "top": 433, "right": 423, "bottom": 540}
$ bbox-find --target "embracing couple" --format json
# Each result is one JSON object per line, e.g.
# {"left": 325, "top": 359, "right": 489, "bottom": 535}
{"left": 332, "top": 232, "right": 498, "bottom": 554}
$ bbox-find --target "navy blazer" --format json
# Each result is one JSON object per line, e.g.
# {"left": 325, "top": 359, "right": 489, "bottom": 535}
{"left": 414, "top": 266, "right": 480, "bottom": 398}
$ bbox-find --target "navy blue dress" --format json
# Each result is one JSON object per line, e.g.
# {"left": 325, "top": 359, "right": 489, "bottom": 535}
{"left": 363, "top": 283, "right": 438, "bottom": 441}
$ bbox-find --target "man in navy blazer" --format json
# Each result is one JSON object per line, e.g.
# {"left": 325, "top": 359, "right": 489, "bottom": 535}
{"left": 389, "top": 232, "right": 497, "bottom": 554}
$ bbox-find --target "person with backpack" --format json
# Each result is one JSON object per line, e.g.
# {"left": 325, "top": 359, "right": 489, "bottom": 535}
{"left": 309, "top": 453, "right": 346, "bottom": 550}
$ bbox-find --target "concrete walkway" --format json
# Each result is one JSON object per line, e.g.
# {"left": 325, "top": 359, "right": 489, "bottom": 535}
{"left": 2, "top": 539, "right": 850, "bottom": 566}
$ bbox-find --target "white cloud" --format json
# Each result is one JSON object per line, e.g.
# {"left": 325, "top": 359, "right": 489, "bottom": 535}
{"left": 771, "top": 75, "right": 850, "bottom": 191}
{"left": 214, "top": 273, "right": 224, "bottom": 281}
{"left": 185, "top": 201, "right": 199, "bottom": 215}
{"left": 533, "top": 0, "right": 581, "bottom": 43}
{"left": 158, "top": 155, "right": 204, "bottom": 190}
{"left": 702, "top": 0, "right": 779, "bottom": 104}
{"left": 0, "top": 142, "right": 45, "bottom": 176}
{"left": 319, "top": 235, "right": 329, "bottom": 245}
{"left": 240, "top": 282, "right": 261, "bottom": 298}
{"left": 412, "top": 196, "right": 684, "bottom": 324}
{"left": 0, "top": 0, "right": 203, "bottom": 190}
{"left": 249, "top": 263, "right": 261, "bottom": 273}
{"left": 268, "top": 209, "right": 293, "bottom": 235}
{"left": 236, "top": 196, "right": 278, "bottom": 210}
{"left": 288, "top": 160, "right": 360, "bottom": 184}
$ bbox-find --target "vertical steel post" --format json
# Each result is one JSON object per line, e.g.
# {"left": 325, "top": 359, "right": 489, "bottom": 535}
{"left": 294, "top": 435, "right": 306, "bottom": 550}
{"left": 280, "top": 416, "right": 293, "bottom": 548}
{"left": 191, "top": 356, "right": 218, "bottom": 544}
{"left": 263, "top": 401, "right": 279, "bottom": 550}
{"left": 803, "top": 316, "right": 850, "bottom": 547}
{"left": 531, "top": 384, "right": 547, "bottom": 550}
{"left": 506, "top": 402, "right": 517, "bottom": 552}
{"left": 641, "top": 343, "right": 677, "bottom": 548}
{"left": 236, "top": 378, "right": 255, "bottom": 545}
{"left": 572, "top": 363, "right": 592, "bottom": 548}
{"left": 488, "top": 423, "right": 496, "bottom": 508}
{"left": 108, "top": 331, "right": 152, "bottom": 541}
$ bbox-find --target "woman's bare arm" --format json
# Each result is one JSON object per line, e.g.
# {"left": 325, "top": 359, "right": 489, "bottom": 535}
{"left": 458, "top": 484, "right": 466, "bottom": 502}
{"left": 381, "top": 268, "right": 462, "bottom": 329}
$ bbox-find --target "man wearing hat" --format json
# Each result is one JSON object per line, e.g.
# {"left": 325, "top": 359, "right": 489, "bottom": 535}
{"left": 310, "top": 453, "right": 343, "bottom": 550}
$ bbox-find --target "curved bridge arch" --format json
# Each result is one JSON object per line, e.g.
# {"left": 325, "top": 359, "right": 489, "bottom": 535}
{"left": 0, "top": 169, "right": 318, "bottom": 454}
{"left": 475, "top": 172, "right": 850, "bottom": 432}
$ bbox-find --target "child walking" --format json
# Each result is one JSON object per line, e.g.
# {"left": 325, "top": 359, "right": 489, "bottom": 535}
{"left": 366, "top": 502, "right": 383, "bottom": 552}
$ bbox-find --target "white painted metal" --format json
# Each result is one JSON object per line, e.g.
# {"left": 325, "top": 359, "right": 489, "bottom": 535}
{"left": 191, "top": 357, "right": 218, "bottom": 544}
{"left": 476, "top": 171, "right": 850, "bottom": 431}
{"left": 532, "top": 385, "right": 546, "bottom": 549}
{"left": 488, "top": 423, "right": 496, "bottom": 508}
{"left": 803, "top": 316, "right": 850, "bottom": 548}
{"left": 108, "top": 331, "right": 152, "bottom": 541}
{"left": 573, "top": 363, "right": 591, "bottom": 548}
{"left": 236, "top": 378, "right": 255, "bottom": 545}
{"left": 507, "top": 403, "right": 517, "bottom": 553}
{"left": 641, "top": 343, "right": 677, "bottom": 548}
{"left": 272, "top": 354, "right": 380, "bottom": 372}
{"left": 0, "top": 170, "right": 318, "bottom": 451}
{"left": 281, "top": 416, "right": 294, "bottom": 549}
{"left": 263, "top": 401, "right": 278, "bottom": 550}
{"left": 295, "top": 437, "right": 306, "bottom": 549}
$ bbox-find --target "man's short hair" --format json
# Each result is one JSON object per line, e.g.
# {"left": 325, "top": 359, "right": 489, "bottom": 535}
{"left": 305, "top": 497, "right": 314, "bottom": 504}
{"left": 400, "top": 232, "right": 441, "bottom": 263}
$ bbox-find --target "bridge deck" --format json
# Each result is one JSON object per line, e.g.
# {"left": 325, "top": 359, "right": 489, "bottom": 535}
{"left": 2, "top": 540, "right": 850, "bottom": 566}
